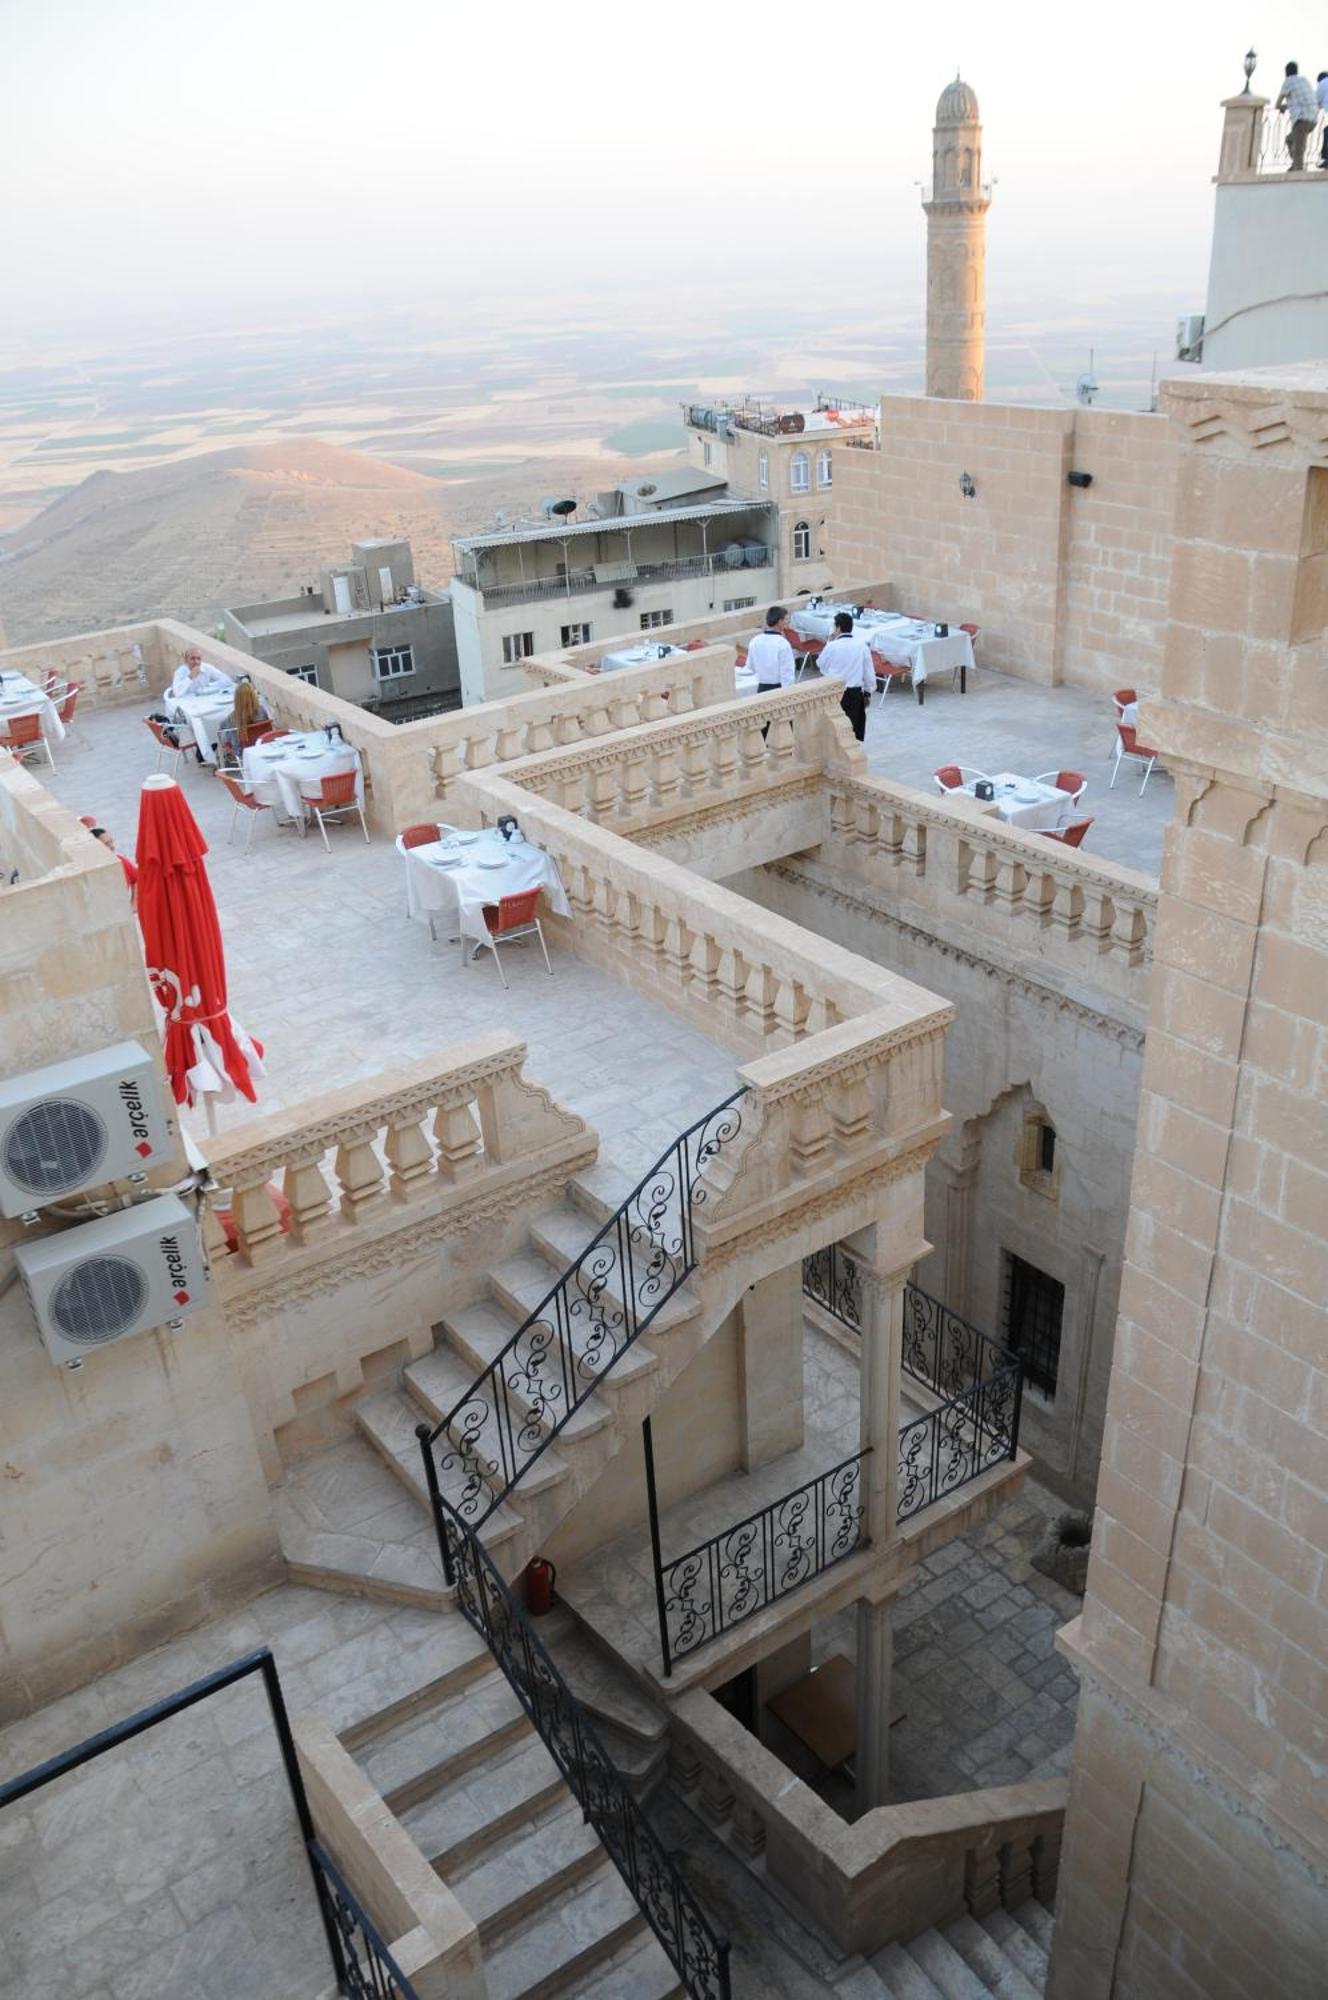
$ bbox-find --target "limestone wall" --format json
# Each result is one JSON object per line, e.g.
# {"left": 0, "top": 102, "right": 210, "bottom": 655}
{"left": 832, "top": 399, "right": 1178, "bottom": 694}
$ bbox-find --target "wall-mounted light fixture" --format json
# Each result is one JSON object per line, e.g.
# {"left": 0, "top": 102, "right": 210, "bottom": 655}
{"left": 1242, "top": 47, "right": 1257, "bottom": 93}
{"left": 1067, "top": 470, "right": 1094, "bottom": 489}
{"left": 959, "top": 471, "right": 976, "bottom": 499}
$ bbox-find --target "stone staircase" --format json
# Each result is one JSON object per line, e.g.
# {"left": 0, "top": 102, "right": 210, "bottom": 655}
{"left": 276, "top": 1147, "right": 728, "bottom": 1602}
{"left": 870, "top": 1900, "right": 1053, "bottom": 1998}
{"left": 337, "top": 1605, "right": 681, "bottom": 1999}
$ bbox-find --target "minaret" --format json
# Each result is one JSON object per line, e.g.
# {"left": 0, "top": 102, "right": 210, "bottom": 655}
{"left": 922, "top": 75, "right": 991, "bottom": 400}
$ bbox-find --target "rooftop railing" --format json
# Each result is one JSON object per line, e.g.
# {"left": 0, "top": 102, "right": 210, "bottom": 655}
{"left": 468, "top": 548, "right": 773, "bottom": 610}
{"left": 1257, "top": 104, "right": 1326, "bottom": 172}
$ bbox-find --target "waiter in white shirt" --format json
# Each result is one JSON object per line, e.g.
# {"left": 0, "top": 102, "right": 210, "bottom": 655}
{"left": 817, "top": 610, "right": 876, "bottom": 741}
{"left": 168, "top": 646, "right": 236, "bottom": 703}
{"left": 746, "top": 606, "right": 797, "bottom": 690}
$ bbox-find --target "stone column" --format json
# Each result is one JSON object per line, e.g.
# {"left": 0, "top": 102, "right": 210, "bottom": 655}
{"left": 736, "top": 1266, "right": 805, "bottom": 1473}
{"left": 1217, "top": 92, "right": 1267, "bottom": 177}
{"left": 855, "top": 1594, "right": 894, "bottom": 1813}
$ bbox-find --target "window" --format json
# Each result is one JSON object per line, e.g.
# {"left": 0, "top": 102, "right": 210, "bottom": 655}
{"left": 816, "top": 448, "right": 833, "bottom": 489}
{"left": 792, "top": 520, "right": 812, "bottom": 561}
{"left": 1003, "top": 1253, "right": 1065, "bottom": 1398}
{"left": 790, "top": 451, "right": 810, "bottom": 494}
{"left": 561, "top": 622, "right": 592, "bottom": 647}
{"left": 758, "top": 450, "right": 769, "bottom": 490}
{"left": 286, "top": 664, "right": 319, "bottom": 686}
{"left": 703, "top": 441, "right": 713, "bottom": 466}
{"left": 1019, "top": 1113, "right": 1058, "bottom": 1197}
{"left": 640, "top": 610, "right": 674, "bottom": 630}
{"left": 723, "top": 596, "right": 756, "bottom": 612}
{"left": 371, "top": 644, "right": 415, "bottom": 681}
{"left": 501, "top": 632, "right": 535, "bottom": 664}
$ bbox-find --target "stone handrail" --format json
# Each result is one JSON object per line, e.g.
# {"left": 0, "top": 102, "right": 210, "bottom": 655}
{"left": 825, "top": 774, "right": 1157, "bottom": 1012}
{"left": 201, "top": 1031, "right": 592, "bottom": 1271}
{"left": 0, "top": 622, "right": 157, "bottom": 706}
{"left": 503, "top": 678, "right": 848, "bottom": 837}
{"left": 550, "top": 579, "right": 893, "bottom": 674}
{"left": 671, "top": 1687, "right": 1065, "bottom": 1957}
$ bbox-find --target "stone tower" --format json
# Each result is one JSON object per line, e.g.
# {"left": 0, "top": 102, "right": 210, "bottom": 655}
{"left": 923, "top": 75, "right": 991, "bottom": 400}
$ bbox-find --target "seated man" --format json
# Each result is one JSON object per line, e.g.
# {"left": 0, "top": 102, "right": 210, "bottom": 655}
{"left": 168, "top": 645, "right": 236, "bottom": 703}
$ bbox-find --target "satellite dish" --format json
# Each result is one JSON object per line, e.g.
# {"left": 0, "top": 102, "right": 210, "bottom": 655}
{"left": 494, "top": 510, "right": 508, "bottom": 528}
{"left": 541, "top": 497, "right": 578, "bottom": 520}
{"left": 1075, "top": 350, "right": 1099, "bottom": 407}
{"left": 637, "top": 482, "right": 657, "bottom": 497}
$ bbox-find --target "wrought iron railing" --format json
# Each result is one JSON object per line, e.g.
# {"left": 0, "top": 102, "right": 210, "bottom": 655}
{"left": 802, "top": 1256, "right": 1023, "bottom": 1519}
{"left": 1257, "top": 104, "right": 1326, "bottom": 173}
{"left": 0, "top": 1647, "right": 417, "bottom": 2000}
{"left": 422, "top": 1487, "right": 731, "bottom": 2000}
{"left": 647, "top": 1422, "right": 869, "bottom": 1675}
{"left": 422, "top": 1089, "right": 747, "bottom": 1528}
{"left": 473, "top": 549, "right": 773, "bottom": 609}
{"left": 897, "top": 1362, "right": 1022, "bottom": 1521}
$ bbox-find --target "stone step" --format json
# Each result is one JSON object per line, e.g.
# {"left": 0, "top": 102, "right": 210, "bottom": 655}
{"left": 276, "top": 1495, "right": 450, "bottom": 1612}
{"left": 979, "top": 1909, "right": 1049, "bottom": 1992}
{"left": 905, "top": 1927, "right": 992, "bottom": 2000}
{"left": 943, "top": 1912, "right": 1042, "bottom": 2000}
{"left": 870, "top": 1940, "right": 947, "bottom": 1999}
{"left": 537, "top": 1607, "right": 668, "bottom": 1750}
{"left": 566, "top": 1930, "right": 683, "bottom": 1999}
{"left": 566, "top": 1154, "right": 643, "bottom": 1227}
{"left": 401, "top": 1731, "right": 568, "bottom": 1874}
{"left": 528, "top": 1202, "right": 687, "bottom": 1308}
{"left": 359, "top": 1665, "right": 529, "bottom": 1814}
{"left": 273, "top": 1435, "right": 453, "bottom": 1612}
{"left": 1011, "top": 1900, "right": 1054, "bottom": 1956}
{"left": 389, "top": 1346, "right": 573, "bottom": 1511}
{"left": 335, "top": 1615, "right": 492, "bottom": 1754}
{"left": 486, "top": 1252, "right": 667, "bottom": 1394}
{"left": 353, "top": 1389, "right": 525, "bottom": 1552}
{"left": 451, "top": 1797, "right": 605, "bottom": 1941}
{"left": 418, "top": 1311, "right": 611, "bottom": 1447}
{"left": 479, "top": 1865, "right": 647, "bottom": 2000}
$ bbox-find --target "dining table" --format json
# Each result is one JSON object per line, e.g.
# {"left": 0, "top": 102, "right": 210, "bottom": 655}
{"left": 240, "top": 731, "right": 364, "bottom": 830}
{"left": 168, "top": 692, "right": 235, "bottom": 764}
{"left": 595, "top": 642, "right": 685, "bottom": 673}
{"left": 964, "top": 772, "right": 1076, "bottom": 832}
{"left": 0, "top": 670, "right": 66, "bottom": 745}
{"left": 789, "top": 603, "right": 972, "bottom": 702}
{"left": 400, "top": 825, "right": 571, "bottom": 948}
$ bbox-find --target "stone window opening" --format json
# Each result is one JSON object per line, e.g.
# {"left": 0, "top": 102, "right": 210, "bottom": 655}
{"left": 759, "top": 450, "right": 769, "bottom": 490}
{"left": 793, "top": 520, "right": 812, "bottom": 561}
{"left": 1003, "top": 1251, "right": 1065, "bottom": 1400}
{"left": 1019, "top": 1110, "right": 1059, "bottom": 1199}
{"left": 790, "top": 451, "right": 810, "bottom": 494}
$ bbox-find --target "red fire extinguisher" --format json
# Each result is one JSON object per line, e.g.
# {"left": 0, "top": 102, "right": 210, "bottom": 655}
{"left": 523, "top": 1556, "right": 556, "bottom": 1617}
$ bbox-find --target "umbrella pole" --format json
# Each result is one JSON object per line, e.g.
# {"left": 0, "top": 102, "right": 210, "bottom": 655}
{"left": 203, "top": 1095, "right": 218, "bottom": 1137}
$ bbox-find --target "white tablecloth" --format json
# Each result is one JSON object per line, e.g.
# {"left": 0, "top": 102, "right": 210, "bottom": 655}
{"left": 0, "top": 671, "right": 66, "bottom": 744}
{"left": 1120, "top": 701, "right": 1139, "bottom": 730}
{"left": 966, "top": 773, "right": 1074, "bottom": 832}
{"left": 401, "top": 828, "right": 571, "bottom": 945}
{"left": 168, "top": 693, "right": 234, "bottom": 764}
{"left": 241, "top": 732, "right": 364, "bottom": 824}
{"left": 865, "top": 616, "right": 974, "bottom": 688}
{"left": 596, "top": 642, "right": 685, "bottom": 673}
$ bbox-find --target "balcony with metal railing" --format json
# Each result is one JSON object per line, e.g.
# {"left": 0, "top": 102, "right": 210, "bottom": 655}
{"left": 464, "top": 547, "right": 776, "bottom": 611}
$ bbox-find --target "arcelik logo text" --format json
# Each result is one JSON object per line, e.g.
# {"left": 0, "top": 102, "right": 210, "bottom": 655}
{"left": 118, "top": 1078, "right": 154, "bottom": 1157}
{"left": 160, "top": 1235, "right": 191, "bottom": 1306}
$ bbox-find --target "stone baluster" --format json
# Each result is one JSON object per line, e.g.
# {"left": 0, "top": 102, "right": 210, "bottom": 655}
{"left": 660, "top": 913, "right": 691, "bottom": 983}
{"left": 772, "top": 977, "right": 806, "bottom": 1045}
{"left": 789, "top": 1094, "right": 834, "bottom": 1176}
{"left": 671, "top": 678, "right": 697, "bottom": 714}
{"left": 742, "top": 964, "right": 778, "bottom": 1036}
{"left": 1083, "top": 888, "right": 1116, "bottom": 950}
{"left": 830, "top": 790, "right": 855, "bottom": 838}
{"left": 688, "top": 931, "right": 720, "bottom": 1003}
{"left": 965, "top": 842, "right": 998, "bottom": 902}
{"left": 804, "top": 995, "right": 833, "bottom": 1035}
{"left": 964, "top": 1844, "right": 1004, "bottom": 1918}
{"left": 464, "top": 733, "right": 496, "bottom": 771}
{"left": 591, "top": 876, "right": 616, "bottom": 939}
{"left": 766, "top": 714, "right": 796, "bottom": 767}
{"left": 586, "top": 767, "right": 617, "bottom": 822}
{"left": 641, "top": 691, "right": 669, "bottom": 722}
{"left": 680, "top": 737, "right": 710, "bottom": 798}
{"left": 494, "top": 726, "right": 525, "bottom": 764}
{"left": 559, "top": 769, "right": 588, "bottom": 817}
{"left": 607, "top": 695, "right": 641, "bottom": 730}
{"left": 621, "top": 750, "right": 650, "bottom": 815}
{"left": 199, "top": 1192, "right": 231, "bottom": 1265}
{"left": 384, "top": 1107, "right": 435, "bottom": 1200}
{"left": 1050, "top": 876, "right": 1083, "bottom": 936}
{"left": 526, "top": 718, "right": 556, "bottom": 753}
{"left": 668, "top": 1737, "right": 702, "bottom": 1793}
{"left": 333, "top": 1128, "right": 387, "bottom": 1223}
{"left": 738, "top": 719, "right": 765, "bottom": 778}
{"left": 229, "top": 1173, "right": 287, "bottom": 1263}
{"left": 1024, "top": 867, "right": 1056, "bottom": 923}
{"left": 696, "top": 1759, "right": 735, "bottom": 1830}
{"left": 554, "top": 712, "right": 582, "bottom": 746}
{"left": 651, "top": 746, "right": 681, "bottom": 806}
{"left": 434, "top": 1095, "right": 484, "bottom": 1180}
{"left": 1112, "top": 898, "right": 1148, "bottom": 964}
{"left": 832, "top": 1077, "right": 873, "bottom": 1151}
{"left": 281, "top": 1150, "right": 337, "bottom": 1242}
{"left": 583, "top": 701, "right": 613, "bottom": 736}
{"left": 730, "top": 1799, "right": 767, "bottom": 1860}
{"left": 712, "top": 728, "right": 738, "bottom": 792}
{"left": 1030, "top": 1828, "right": 1062, "bottom": 1904}
{"left": 993, "top": 853, "right": 1026, "bottom": 910}
{"left": 998, "top": 1836, "right": 1034, "bottom": 1909}
{"left": 901, "top": 817, "right": 927, "bottom": 875}
{"left": 715, "top": 945, "right": 749, "bottom": 1029}
{"left": 432, "top": 742, "right": 463, "bottom": 798}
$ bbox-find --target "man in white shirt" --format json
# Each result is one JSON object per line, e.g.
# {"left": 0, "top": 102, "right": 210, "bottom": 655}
{"left": 168, "top": 646, "right": 236, "bottom": 703}
{"left": 817, "top": 610, "right": 876, "bottom": 742}
{"left": 1275, "top": 63, "right": 1318, "bottom": 171}
{"left": 746, "top": 606, "right": 797, "bottom": 690}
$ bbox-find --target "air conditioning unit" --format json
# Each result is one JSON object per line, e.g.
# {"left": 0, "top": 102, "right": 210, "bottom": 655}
{"left": 1176, "top": 314, "right": 1205, "bottom": 363}
{"left": 0, "top": 1041, "right": 172, "bottom": 1219}
{"left": 14, "top": 1194, "right": 208, "bottom": 1366}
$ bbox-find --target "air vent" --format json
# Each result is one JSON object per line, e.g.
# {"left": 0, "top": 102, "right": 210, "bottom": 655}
{"left": 51, "top": 1256, "right": 150, "bottom": 1345}
{"left": 4, "top": 1099, "right": 108, "bottom": 1198}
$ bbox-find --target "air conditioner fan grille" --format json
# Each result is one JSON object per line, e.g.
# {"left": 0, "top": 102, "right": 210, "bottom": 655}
{"left": 4, "top": 1099, "right": 108, "bottom": 1197}
{"left": 50, "top": 1256, "right": 149, "bottom": 1345}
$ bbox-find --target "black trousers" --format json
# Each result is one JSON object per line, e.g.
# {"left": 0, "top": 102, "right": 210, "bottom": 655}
{"left": 840, "top": 685, "right": 867, "bottom": 742}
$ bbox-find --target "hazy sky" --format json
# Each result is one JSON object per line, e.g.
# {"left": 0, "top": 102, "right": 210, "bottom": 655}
{"left": 3, "top": 0, "right": 1325, "bottom": 344}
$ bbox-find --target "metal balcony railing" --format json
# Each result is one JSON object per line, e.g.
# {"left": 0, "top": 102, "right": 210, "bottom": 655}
{"left": 1257, "top": 105, "right": 1326, "bottom": 172}
{"left": 468, "top": 549, "right": 774, "bottom": 611}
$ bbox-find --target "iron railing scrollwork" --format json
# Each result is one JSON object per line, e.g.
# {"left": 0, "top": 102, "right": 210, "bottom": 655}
{"left": 896, "top": 1361, "right": 1022, "bottom": 1521}
{"left": 420, "top": 1484, "right": 732, "bottom": 2000}
{"left": 802, "top": 1241, "right": 862, "bottom": 1333}
{"left": 308, "top": 1840, "right": 420, "bottom": 1999}
{"left": 900, "top": 1283, "right": 1019, "bottom": 1403}
{"left": 422, "top": 1089, "right": 747, "bottom": 1530}
{"left": 649, "top": 1435, "right": 869, "bottom": 1675}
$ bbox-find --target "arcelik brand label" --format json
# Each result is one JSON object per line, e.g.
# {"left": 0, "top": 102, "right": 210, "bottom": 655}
{"left": 159, "top": 1234, "right": 191, "bottom": 1306}
{"left": 118, "top": 1077, "right": 155, "bottom": 1158}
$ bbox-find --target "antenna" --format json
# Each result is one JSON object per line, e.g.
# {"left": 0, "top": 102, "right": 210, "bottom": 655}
{"left": 1075, "top": 349, "right": 1099, "bottom": 407}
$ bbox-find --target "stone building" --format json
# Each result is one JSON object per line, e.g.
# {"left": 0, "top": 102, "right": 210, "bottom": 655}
{"left": 924, "top": 77, "right": 991, "bottom": 402}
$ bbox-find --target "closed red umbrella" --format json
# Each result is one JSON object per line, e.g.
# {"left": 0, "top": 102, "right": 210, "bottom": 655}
{"left": 135, "top": 774, "right": 264, "bottom": 1113}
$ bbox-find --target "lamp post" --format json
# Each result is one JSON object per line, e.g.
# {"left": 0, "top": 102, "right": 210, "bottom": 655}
{"left": 1242, "top": 48, "right": 1257, "bottom": 94}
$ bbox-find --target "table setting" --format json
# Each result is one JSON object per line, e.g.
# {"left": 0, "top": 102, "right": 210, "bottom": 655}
{"left": 788, "top": 602, "right": 973, "bottom": 700}
{"left": 240, "top": 728, "right": 364, "bottom": 828}
{"left": 0, "top": 670, "right": 66, "bottom": 744}
{"left": 167, "top": 693, "right": 235, "bottom": 764}
{"left": 963, "top": 772, "right": 1075, "bottom": 832}
{"left": 399, "top": 823, "right": 570, "bottom": 947}
{"left": 595, "top": 642, "right": 685, "bottom": 673}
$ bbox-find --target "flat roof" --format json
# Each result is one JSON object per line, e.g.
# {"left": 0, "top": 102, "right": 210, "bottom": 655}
{"left": 453, "top": 497, "right": 771, "bottom": 556}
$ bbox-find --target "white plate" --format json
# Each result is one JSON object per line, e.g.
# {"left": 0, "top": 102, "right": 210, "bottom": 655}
{"left": 429, "top": 855, "right": 461, "bottom": 868}
{"left": 478, "top": 857, "right": 506, "bottom": 870}
{"left": 455, "top": 832, "right": 480, "bottom": 845}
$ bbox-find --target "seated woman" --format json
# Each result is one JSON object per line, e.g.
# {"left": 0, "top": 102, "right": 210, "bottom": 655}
{"left": 215, "top": 678, "right": 271, "bottom": 765}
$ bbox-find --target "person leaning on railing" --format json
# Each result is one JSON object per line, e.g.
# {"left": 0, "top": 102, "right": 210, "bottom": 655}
{"left": 1275, "top": 61, "right": 1319, "bottom": 170}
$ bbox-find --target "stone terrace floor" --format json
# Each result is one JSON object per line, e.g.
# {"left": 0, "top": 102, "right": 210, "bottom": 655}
{"left": 851, "top": 663, "right": 1172, "bottom": 876}
{"left": 0, "top": 1585, "right": 432, "bottom": 2000}
{"left": 37, "top": 701, "right": 740, "bottom": 1164}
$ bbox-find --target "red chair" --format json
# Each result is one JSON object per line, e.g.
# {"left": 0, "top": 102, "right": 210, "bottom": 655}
{"left": 934, "top": 764, "right": 990, "bottom": 796}
{"left": 145, "top": 716, "right": 185, "bottom": 775}
{"left": 780, "top": 626, "right": 823, "bottom": 680}
{"left": 683, "top": 639, "right": 707, "bottom": 651}
{"left": 238, "top": 718, "right": 272, "bottom": 749}
{"left": 1041, "top": 818, "right": 1094, "bottom": 848}
{"left": 1033, "top": 768, "right": 1087, "bottom": 808}
{"left": 875, "top": 657, "right": 910, "bottom": 703}
{"left": 216, "top": 770, "right": 271, "bottom": 850}
{"left": 1110, "top": 720, "right": 1159, "bottom": 794}
{"left": 254, "top": 727, "right": 292, "bottom": 744}
{"left": 307, "top": 769, "right": 368, "bottom": 852}
{"left": 1112, "top": 687, "right": 1137, "bottom": 714}
{"left": 400, "top": 822, "right": 442, "bottom": 848}
{"left": 1, "top": 711, "right": 54, "bottom": 768}
{"left": 55, "top": 681, "right": 82, "bottom": 740}
{"left": 956, "top": 622, "right": 980, "bottom": 688}
{"left": 472, "top": 888, "right": 552, "bottom": 988}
